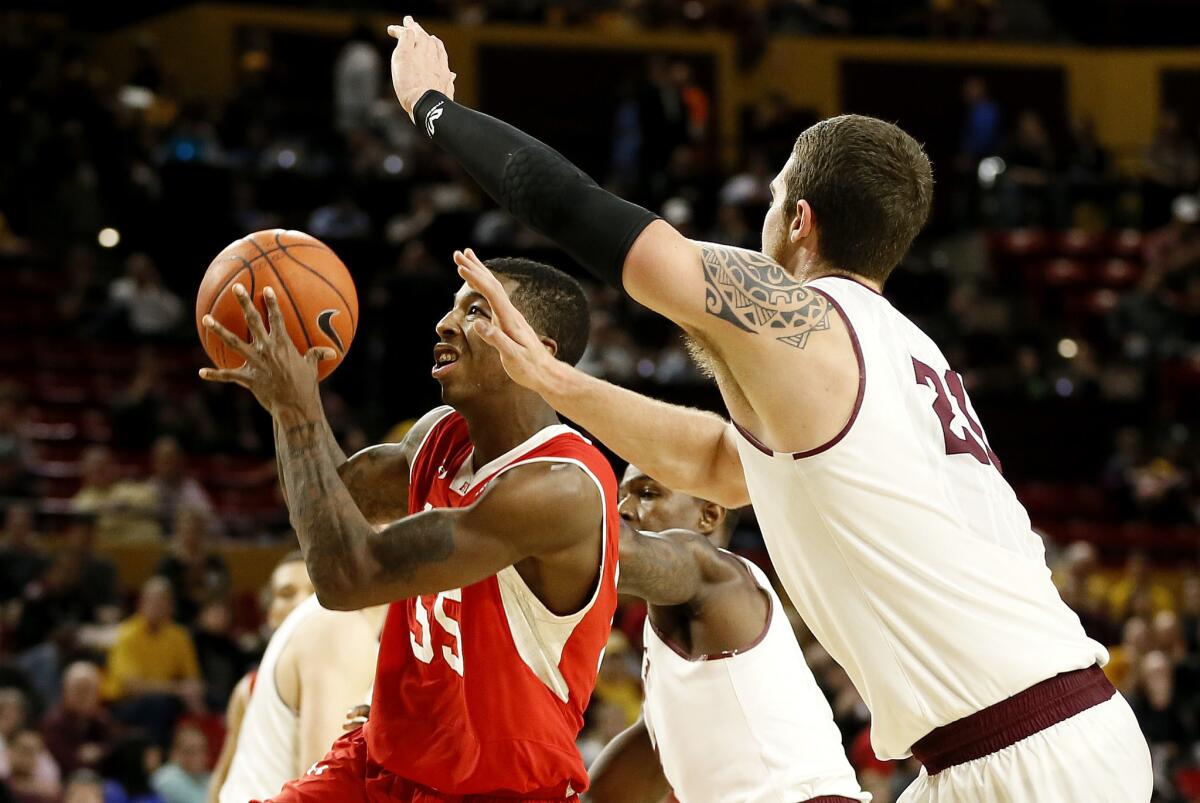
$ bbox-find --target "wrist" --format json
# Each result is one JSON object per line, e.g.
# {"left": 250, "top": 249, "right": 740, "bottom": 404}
{"left": 538, "top": 359, "right": 577, "bottom": 403}
{"left": 274, "top": 401, "right": 323, "bottom": 430}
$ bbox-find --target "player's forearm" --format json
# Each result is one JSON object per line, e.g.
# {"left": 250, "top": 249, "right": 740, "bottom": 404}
{"left": 540, "top": 361, "right": 748, "bottom": 508}
{"left": 273, "top": 410, "right": 391, "bottom": 609}
{"left": 273, "top": 416, "right": 346, "bottom": 507}
{"left": 413, "top": 91, "right": 656, "bottom": 288}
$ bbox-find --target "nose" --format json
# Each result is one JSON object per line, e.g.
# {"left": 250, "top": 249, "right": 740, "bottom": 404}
{"left": 435, "top": 311, "right": 458, "bottom": 342}
{"left": 618, "top": 495, "right": 638, "bottom": 526}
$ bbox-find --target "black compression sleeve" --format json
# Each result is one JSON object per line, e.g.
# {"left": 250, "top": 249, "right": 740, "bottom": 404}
{"left": 413, "top": 91, "right": 658, "bottom": 288}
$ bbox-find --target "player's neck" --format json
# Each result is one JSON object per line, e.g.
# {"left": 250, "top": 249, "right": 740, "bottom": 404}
{"left": 458, "top": 394, "right": 561, "bottom": 469}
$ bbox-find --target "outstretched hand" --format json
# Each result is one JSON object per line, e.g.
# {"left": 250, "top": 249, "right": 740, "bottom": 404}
{"left": 198, "top": 284, "right": 335, "bottom": 418}
{"left": 387, "top": 16, "right": 456, "bottom": 123}
{"left": 453, "top": 248, "right": 561, "bottom": 396}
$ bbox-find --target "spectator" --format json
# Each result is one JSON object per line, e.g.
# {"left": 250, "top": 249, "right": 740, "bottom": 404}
{"left": 3, "top": 730, "right": 59, "bottom": 803}
{"left": 1130, "top": 651, "right": 1192, "bottom": 795}
{"left": 103, "top": 578, "right": 204, "bottom": 748}
{"left": 148, "top": 726, "right": 208, "bottom": 803}
{"left": 0, "top": 504, "right": 46, "bottom": 602}
{"left": 1181, "top": 575, "right": 1200, "bottom": 655}
{"left": 1144, "top": 110, "right": 1200, "bottom": 191}
{"left": 39, "top": 662, "right": 116, "bottom": 776}
{"left": 57, "top": 246, "right": 107, "bottom": 326}
{"left": 155, "top": 508, "right": 229, "bottom": 625}
{"left": 0, "top": 388, "right": 35, "bottom": 517}
{"left": 1107, "top": 551, "right": 1176, "bottom": 622}
{"left": 1001, "top": 109, "right": 1063, "bottom": 226}
{"left": 145, "top": 438, "right": 217, "bottom": 536}
{"left": 1104, "top": 616, "right": 1151, "bottom": 694}
{"left": 11, "top": 552, "right": 96, "bottom": 652}
{"left": 307, "top": 191, "right": 370, "bottom": 241}
{"left": 589, "top": 633, "right": 641, "bottom": 728}
{"left": 959, "top": 76, "right": 1001, "bottom": 167}
{"left": 101, "top": 254, "right": 184, "bottom": 340}
{"left": 188, "top": 599, "right": 247, "bottom": 711}
{"left": 333, "top": 23, "right": 382, "bottom": 134}
{"left": 61, "top": 769, "right": 105, "bottom": 803}
{"left": 99, "top": 735, "right": 163, "bottom": 803}
{"left": 71, "top": 447, "right": 160, "bottom": 545}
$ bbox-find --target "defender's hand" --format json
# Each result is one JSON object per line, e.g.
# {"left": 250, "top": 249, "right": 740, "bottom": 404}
{"left": 198, "top": 285, "right": 335, "bottom": 418}
{"left": 387, "top": 16, "right": 456, "bottom": 123}
{"left": 454, "top": 248, "right": 561, "bottom": 396}
{"left": 343, "top": 704, "right": 370, "bottom": 731}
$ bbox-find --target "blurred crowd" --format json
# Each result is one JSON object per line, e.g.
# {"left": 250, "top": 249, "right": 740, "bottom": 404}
{"left": 0, "top": 12, "right": 1197, "bottom": 803}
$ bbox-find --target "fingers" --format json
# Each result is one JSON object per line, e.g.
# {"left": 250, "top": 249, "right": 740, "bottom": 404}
{"left": 305, "top": 347, "right": 338, "bottom": 365}
{"left": 263, "top": 286, "right": 286, "bottom": 335}
{"left": 232, "top": 284, "right": 269, "bottom": 343}
{"left": 202, "top": 314, "right": 253, "bottom": 359}
{"left": 198, "top": 366, "right": 252, "bottom": 387}
{"left": 404, "top": 16, "right": 429, "bottom": 36}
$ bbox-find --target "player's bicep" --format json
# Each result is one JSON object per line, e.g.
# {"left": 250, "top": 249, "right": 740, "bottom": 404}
{"left": 622, "top": 220, "right": 710, "bottom": 327}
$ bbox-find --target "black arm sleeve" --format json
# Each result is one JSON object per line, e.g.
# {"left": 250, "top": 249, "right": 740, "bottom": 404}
{"left": 413, "top": 91, "right": 658, "bottom": 287}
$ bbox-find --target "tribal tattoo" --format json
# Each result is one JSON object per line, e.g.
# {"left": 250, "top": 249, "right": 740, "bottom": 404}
{"left": 700, "top": 245, "right": 831, "bottom": 349}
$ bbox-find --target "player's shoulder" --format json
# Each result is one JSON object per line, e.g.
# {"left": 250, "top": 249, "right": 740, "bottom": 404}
{"left": 287, "top": 603, "right": 374, "bottom": 657}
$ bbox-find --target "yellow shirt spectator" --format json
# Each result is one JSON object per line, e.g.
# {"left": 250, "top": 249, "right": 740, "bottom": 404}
{"left": 103, "top": 579, "right": 200, "bottom": 701}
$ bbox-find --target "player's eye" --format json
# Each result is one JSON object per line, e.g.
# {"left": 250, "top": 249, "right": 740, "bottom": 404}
{"left": 639, "top": 489, "right": 658, "bottom": 500}
{"left": 467, "top": 304, "right": 487, "bottom": 317}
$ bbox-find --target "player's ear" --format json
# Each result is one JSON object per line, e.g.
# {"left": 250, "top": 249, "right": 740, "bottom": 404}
{"left": 540, "top": 336, "right": 558, "bottom": 359}
{"left": 697, "top": 501, "right": 725, "bottom": 535}
{"left": 791, "top": 199, "right": 814, "bottom": 244}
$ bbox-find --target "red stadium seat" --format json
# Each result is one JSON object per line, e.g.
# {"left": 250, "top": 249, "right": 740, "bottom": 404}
{"left": 1056, "top": 229, "right": 1105, "bottom": 257}
{"left": 1094, "top": 259, "right": 1140, "bottom": 288}
{"left": 1108, "top": 228, "right": 1145, "bottom": 259}
{"left": 1041, "top": 258, "right": 1089, "bottom": 287}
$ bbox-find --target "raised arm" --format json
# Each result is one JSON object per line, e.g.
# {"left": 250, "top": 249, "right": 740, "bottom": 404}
{"left": 454, "top": 251, "right": 749, "bottom": 509}
{"left": 387, "top": 19, "right": 834, "bottom": 349}
{"left": 617, "top": 525, "right": 713, "bottom": 606}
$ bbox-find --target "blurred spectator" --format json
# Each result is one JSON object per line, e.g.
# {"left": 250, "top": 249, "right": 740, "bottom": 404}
{"left": 3, "top": 730, "right": 59, "bottom": 803}
{"left": 1104, "top": 616, "right": 1150, "bottom": 693}
{"left": 959, "top": 77, "right": 1001, "bottom": 167}
{"left": 1001, "top": 110, "right": 1064, "bottom": 227}
{"left": 1130, "top": 650, "right": 1192, "bottom": 795}
{"left": 333, "top": 23, "right": 382, "bottom": 134}
{"left": 590, "top": 633, "right": 642, "bottom": 728}
{"left": 39, "top": 662, "right": 115, "bottom": 776}
{"left": 0, "top": 504, "right": 46, "bottom": 602}
{"left": 1143, "top": 110, "right": 1200, "bottom": 191}
{"left": 145, "top": 438, "right": 216, "bottom": 536}
{"left": 0, "top": 691, "right": 60, "bottom": 802}
{"left": 0, "top": 388, "right": 35, "bottom": 516}
{"left": 61, "top": 769, "right": 105, "bottom": 803}
{"left": 148, "top": 726, "right": 208, "bottom": 803}
{"left": 719, "top": 151, "right": 773, "bottom": 208}
{"left": 188, "top": 599, "right": 247, "bottom": 712}
{"left": 1108, "top": 551, "right": 1176, "bottom": 621}
{"left": 99, "top": 734, "right": 164, "bottom": 803}
{"left": 71, "top": 447, "right": 161, "bottom": 545}
{"left": 307, "top": 192, "right": 371, "bottom": 241}
{"left": 1181, "top": 576, "right": 1200, "bottom": 655}
{"left": 99, "top": 254, "right": 184, "bottom": 340}
{"left": 11, "top": 552, "right": 96, "bottom": 653}
{"left": 103, "top": 578, "right": 203, "bottom": 748}
{"left": 155, "top": 508, "right": 229, "bottom": 625}
{"left": 57, "top": 247, "right": 107, "bottom": 327}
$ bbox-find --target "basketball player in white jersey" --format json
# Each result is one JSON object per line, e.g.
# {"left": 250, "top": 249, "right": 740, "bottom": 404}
{"left": 209, "top": 553, "right": 315, "bottom": 803}
{"left": 589, "top": 465, "right": 867, "bottom": 803}
{"left": 218, "top": 588, "right": 386, "bottom": 802}
{"left": 386, "top": 21, "right": 1155, "bottom": 788}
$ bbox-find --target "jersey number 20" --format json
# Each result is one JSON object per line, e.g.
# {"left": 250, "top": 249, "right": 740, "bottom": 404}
{"left": 410, "top": 589, "right": 464, "bottom": 676}
{"left": 912, "top": 357, "right": 1001, "bottom": 471}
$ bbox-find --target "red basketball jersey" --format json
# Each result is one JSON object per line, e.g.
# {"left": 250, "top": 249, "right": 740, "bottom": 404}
{"left": 365, "top": 409, "right": 620, "bottom": 798}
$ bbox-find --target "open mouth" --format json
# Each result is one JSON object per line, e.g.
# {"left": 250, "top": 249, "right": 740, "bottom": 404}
{"left": 432, "top": 343, "right": 461, "bottom": 377}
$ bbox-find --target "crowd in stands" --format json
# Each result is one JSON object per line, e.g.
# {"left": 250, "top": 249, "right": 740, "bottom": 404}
{"left": 0, "top": 12, "right": 1197, "bottom": 803}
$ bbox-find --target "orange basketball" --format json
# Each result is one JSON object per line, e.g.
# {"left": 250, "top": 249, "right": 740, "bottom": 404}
{"left": 196, "top": 229, "right": 358, "bottom": 381}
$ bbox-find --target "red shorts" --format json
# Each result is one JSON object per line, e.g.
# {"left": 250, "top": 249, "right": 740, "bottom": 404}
{"left": 257, "top": 729, "right": 576, "bottom": 803}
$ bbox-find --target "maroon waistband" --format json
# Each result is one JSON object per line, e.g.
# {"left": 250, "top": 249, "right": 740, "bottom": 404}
{"left": 805, "top": 798, "right": 861, "bottom": 802}
{"left": 911, "top": 665, "right": 1114, "bottom": 775}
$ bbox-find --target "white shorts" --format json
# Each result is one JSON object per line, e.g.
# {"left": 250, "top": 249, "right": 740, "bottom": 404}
{"left": 899, "top": 694, "right": 1152, "bottom": 803}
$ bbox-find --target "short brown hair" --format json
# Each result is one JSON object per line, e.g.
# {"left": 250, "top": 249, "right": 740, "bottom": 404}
{"left": 783, "top": 114, "right": 933, "bottom": 283}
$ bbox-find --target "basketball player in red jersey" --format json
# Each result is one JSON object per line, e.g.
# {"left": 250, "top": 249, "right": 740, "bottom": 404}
{"left": 198, "top": 257, "right": 620, "bottom": 802}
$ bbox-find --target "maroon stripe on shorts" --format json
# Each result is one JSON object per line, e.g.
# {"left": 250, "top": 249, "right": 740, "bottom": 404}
{"left": 805, "top": 797, "right": 862, "bottom": 802}
{"left": 911, "top": 665, "right": 1114, "bottom": 775}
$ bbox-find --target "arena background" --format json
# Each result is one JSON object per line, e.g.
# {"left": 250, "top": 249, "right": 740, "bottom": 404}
{"left": 0, "top": 2, "right": 1198, "bottom": 801}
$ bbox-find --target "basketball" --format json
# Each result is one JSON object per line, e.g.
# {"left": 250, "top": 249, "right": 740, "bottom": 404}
{"left": 196, "top": 229, "right": 358, "bottom": 381}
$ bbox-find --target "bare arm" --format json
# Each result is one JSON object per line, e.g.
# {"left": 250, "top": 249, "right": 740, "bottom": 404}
{"left": 275, "top": 409, "right": 601, "bottom": 610}
{"left": 586, "top": 717, "right": 670, "bottom": 803}
{"left": 293, "top": 614, "right": 379, "bottom": 771}
{"left": 208, "top": 674, "right": 252, "bottom": 803}
{"left": 617, "top": 525, "right": 712, "bottom": 607}
{"left": 455, "top": 250, "right": 750, "bottom": 509}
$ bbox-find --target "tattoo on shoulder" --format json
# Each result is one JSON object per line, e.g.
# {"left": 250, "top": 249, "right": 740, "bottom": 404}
{"left": 700, "top": 244, "right": 831, "bottom": 350}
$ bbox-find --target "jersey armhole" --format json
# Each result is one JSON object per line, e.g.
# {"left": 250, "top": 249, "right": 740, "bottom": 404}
{"left": 407, "top": 406, "right": 456, "bottom": 485}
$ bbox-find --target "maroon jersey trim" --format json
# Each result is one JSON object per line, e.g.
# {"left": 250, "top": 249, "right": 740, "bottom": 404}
{"left": 731, "top": 287, "right": 866, "bottom": 460}
{"left": 648, "top": 584, "right": 772, "bottom": 662}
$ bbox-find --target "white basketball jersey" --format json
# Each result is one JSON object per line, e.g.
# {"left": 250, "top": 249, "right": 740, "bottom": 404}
{"left": 220, "top": 595, "right": 320, "bottom": 803}
{"left": 731, "top": 276, "right": 1106, "bottom": 761}
{"left": 641, "top": 556, "right": 868, "bottom": 803}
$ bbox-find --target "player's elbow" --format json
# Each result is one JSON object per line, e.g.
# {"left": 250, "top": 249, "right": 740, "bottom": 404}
{"left": 308, "top": 560, "right": 370, "bottom": 611}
